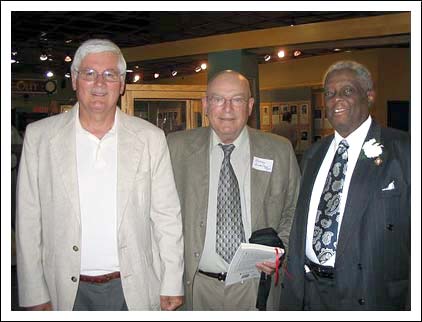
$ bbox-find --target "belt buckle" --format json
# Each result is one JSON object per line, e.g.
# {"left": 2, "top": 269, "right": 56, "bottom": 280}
{"left": 218, "top": 272, "right": 226, "bottom": 282}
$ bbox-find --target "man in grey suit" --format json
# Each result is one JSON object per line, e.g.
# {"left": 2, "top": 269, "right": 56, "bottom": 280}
{"left": 167, "top": 70, "right": 300, "bottom": 310}
{"left": 280, "top": 61, "right": 410, "bottom": 310}
{"left": 16, "top": 39, "right": 184, "bottom": 310}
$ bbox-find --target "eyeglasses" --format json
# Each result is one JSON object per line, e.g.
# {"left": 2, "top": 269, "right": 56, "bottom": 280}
{"left": 76, "top": 68, "right": 123, "bottom": 82}
{"left": 207, "top": 95, "right": 248, "bottom": 107}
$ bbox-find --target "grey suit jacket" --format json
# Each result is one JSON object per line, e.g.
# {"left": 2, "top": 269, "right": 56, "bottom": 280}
{"left": 280, "top": 120, "right": 411, "bottom": 310}
{"left": 16, "top": 104, "right": 184, "bottom": 310}
{"left": 167, "top": 126, "right": 300, "bottom": 310}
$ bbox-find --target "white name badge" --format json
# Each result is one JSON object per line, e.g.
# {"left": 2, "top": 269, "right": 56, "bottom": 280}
{"left": 252, "top": 156, "right": 274, "bottom": 173}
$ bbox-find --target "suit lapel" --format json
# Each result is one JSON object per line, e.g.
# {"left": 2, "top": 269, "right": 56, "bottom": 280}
{"left": 336, "top": 121, "right": 382, "bottom": 262}
{"left": 297, "top": 137, "right": 333, "bottom": 253}
{"left": 50, "top": 106, "right": 81, "bottom": 224}
{"left": 116, "top": 110, "right": 144, "bottom": 230}
{"left": 248, "top": 128, "right": 275, "bottom": 229}
{"left": 186, "top": 128, "right": 210, "bottom": 220}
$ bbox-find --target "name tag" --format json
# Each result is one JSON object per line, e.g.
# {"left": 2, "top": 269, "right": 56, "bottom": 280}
{"left": 252, "top": 156, "right": 273, "bottom": 173}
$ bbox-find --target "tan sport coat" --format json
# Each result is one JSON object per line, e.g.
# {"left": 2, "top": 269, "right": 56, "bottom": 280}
{"left": 16, "top": 104, "right": 184, "bottom": 310}
{"left": 167, "top": 126, "right": 300, "bottom": 310}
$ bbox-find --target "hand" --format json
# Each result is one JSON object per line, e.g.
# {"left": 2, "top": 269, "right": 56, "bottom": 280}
{"left": 160, "top": 295, "right": 184, "bottom": 311}
{"left": 256, "top": 261, "right": 277, "bottom": 275}
{"left": 25, "top": 302, "right": 53, "bottom": 310}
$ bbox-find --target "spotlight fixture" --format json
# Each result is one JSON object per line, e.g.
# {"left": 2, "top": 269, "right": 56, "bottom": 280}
{"left": 12, "top": 51, "right": 18, "bottom": 56}
{"left": 65, "top": 39, "right": 72, "bottom": 44}
{"left": 264, "top": 54, "right": 271, "bottom": 62}
{"left": 64, "top": 55, "right": 72, "bottom": 62}
{"left": 171, "top": 70, "right": 178, "bottom": 77}
{"left": 195, "top": 66, "right": 202, "bottom": 73}
{"left": 333, "top": 48, "right": 342, "bottom": 52}
{"left": 293, "top": 50, "right": 302, "bottom": 57}
{"left": 11, "top": 58, "right": 16, "bottom": 64}
{"left": 154, "top": 72, "right": 160, "bottom": 79}
{"left": 133, "top": 74, "right": 141, "bottom": 82}
{"left": 126, "top": 69, "right": 133, "bottom": 73}
{"left": 277, "top": 50, "right": 285, "bottom": 58}
{"left": 200, "top": 63, "right": 207, "bottom": 70}
{"left": 65, "top": 72, "right": 71, "bottom": 78}
{"left": 46, "top": 71, "right": 54, "bottom": 78}
{"left": 40, "top": 53, "right": 48, "bottom": 61}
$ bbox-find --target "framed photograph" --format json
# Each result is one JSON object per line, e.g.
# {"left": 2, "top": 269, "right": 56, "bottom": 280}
{"left": 282, "top": 105, "right": 289, "bottom": 113}
{"left": 261, "top": 106, "right": 270, "bottom": 126}
{"left": 272, "top": 106, "right": 280, "bottom": 114}
{"left": 290, "top": 105, "right": 297, "bottom": 114}
{"left": 301, "top": 104, "right": 308, "bottom": 115}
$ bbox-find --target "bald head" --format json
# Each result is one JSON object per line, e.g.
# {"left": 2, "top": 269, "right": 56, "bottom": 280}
{"left": 203, "top": 70, "right": 254, "bottom": 143}
{"left": 207, "top": 70, "right": 252, "bottom": 98}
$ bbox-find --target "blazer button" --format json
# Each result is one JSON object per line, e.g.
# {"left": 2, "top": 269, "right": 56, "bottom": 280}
{"left": 358, "top": 264, "right": 362, "bottom": 270}
{"left": 358, "top": 298, "right": 365, "bottom": 305}
{"left": 200, "top": 221, "right": 205, "bottom": 228}
{"left": 194, "top": 252, "right": 200, "bottom": 258}
{"left": 73, "top": 245, "right": 79, "bottom": 252}
{"left": 386, "top": 224, "right": 394, "bottom": 231}
{"left": 71, "top": 276, "right": 78, "bottom": 282}
{"left": 186, "top": 280, "right": 191, "bottom": 285}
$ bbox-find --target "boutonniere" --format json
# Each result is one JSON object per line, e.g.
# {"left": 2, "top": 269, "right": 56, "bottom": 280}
{"left": 361, "top": 138, "right": 383, "bottom": 166}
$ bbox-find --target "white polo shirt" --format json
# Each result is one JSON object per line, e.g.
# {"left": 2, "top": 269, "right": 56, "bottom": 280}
{"left": 76, "top": 108, "right": 119, "bottom": 276}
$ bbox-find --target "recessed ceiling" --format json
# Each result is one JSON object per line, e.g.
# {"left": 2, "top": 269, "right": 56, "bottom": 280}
{"left": 11, "top": 11, "right": 407, "bottom": 81}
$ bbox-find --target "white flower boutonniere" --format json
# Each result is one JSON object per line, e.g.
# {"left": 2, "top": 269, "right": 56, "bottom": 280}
{"left": 361, "top": 138, "right": 384, "bottom": 165}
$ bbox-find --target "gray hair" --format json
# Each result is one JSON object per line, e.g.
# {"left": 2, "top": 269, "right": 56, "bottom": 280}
{"left": 71, "top": 39, "right": 127, "bottom": 78}
{"left": 323, "top": 60, "right": 373, "bottom": 92}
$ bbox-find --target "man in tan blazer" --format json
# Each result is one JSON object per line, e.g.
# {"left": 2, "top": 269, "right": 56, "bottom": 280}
{"left": 167, "top": 70, "right": 300, "bottom": 310}
{"left": 16, "top": 39, "right": 184, "bottom": 311}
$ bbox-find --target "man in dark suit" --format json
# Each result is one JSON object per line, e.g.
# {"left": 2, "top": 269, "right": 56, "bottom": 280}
{"left": 168, "top": 70, "right": 300, "bottom": 310}
{"left": 279, "top": 60, "right": 410, "bottom": 310}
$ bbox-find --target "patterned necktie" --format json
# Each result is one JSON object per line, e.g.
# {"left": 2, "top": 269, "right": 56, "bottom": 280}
{"left": 313, "top": 139, "right": 349, "bottom": 264}
{"left": 216, "top": 144, "right": 245, "bottom": 263}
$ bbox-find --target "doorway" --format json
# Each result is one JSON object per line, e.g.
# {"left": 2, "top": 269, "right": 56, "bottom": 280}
{"left": 387, "top": 100, "right": 410, "bottom": 132}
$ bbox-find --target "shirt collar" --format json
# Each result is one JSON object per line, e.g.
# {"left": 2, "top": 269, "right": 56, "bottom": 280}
{"left": 334, "top": 115, "right": 372, "bottom": 150}
{"left": 211, "top": 126, "right": 249, "bottom": 151}
{"left": 75, "top": 105, "right": 118, "bottom": 137}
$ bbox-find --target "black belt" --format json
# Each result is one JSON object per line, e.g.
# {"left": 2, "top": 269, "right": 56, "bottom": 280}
{"left": 198, "top": 270, "right": 227, "bottom": 281}
{"left": 306, "top": 258, "right": 334, "bottom": 279}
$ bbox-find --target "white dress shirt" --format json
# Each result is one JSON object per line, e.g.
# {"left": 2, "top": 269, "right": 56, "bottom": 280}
{"left": 76, "top": 108, "right": 119, "bottom": 276}
{"left": 199, "top": 127, "right": 251, "bottom": 272}
{"left": 306, "top": 116, "right": 372, "bottom": 266}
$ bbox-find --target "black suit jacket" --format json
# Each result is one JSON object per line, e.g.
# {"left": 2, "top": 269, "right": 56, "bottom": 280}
{"left": 280, "top": 120, "right": 411, "bottom": 310}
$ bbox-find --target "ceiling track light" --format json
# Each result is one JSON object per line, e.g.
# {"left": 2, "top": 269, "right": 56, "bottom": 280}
{"left": 154, "top": 72, "right": 160, "bottom": 79}
{"left": 40, "top": 53, "right": 48, "bottom": 61}
{"left": 195, "top": 66, "right": 202, "bottom": 73}
{"left": 200, "top": 63, "right": 207, "bottom": 70}
{"left": 64, "top": 55, "right": 72, "bottom": 62}
{"left": 171, "top": 70, "right": 178, "bottom": 77}
{"left": 46, "top": 71, "right": 54, "bottom": 78}
{"left": 293, "top": 50, "right": 302, "bottom": 57}
{"left": 133, "top": 74, "right": 141, "bottom": 82}
{"left": 277, "top": 50, "right": 285, "bottom": 58}
{"left": 264, "top": 54, "right": 271, "bottom": 62}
